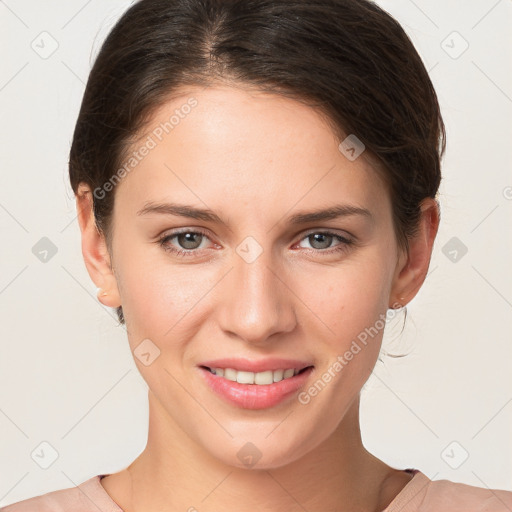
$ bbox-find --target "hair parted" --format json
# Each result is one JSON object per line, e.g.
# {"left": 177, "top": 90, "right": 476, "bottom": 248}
{"left": 69, "top": 0, "right": 446, "bottom": 325}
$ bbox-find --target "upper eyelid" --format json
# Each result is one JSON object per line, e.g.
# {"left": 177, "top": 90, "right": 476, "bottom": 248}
{"left": 160, "top": 227, "right": 353, "bottom": 246}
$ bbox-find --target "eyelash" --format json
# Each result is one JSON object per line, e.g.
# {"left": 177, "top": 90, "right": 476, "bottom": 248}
{"left": 157, "top": 229, "right": 354, "bottom": 258}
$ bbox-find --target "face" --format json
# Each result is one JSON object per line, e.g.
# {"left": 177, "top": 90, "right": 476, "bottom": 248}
{"left": 101, "top": 84, "right": 406, "bottom": 468}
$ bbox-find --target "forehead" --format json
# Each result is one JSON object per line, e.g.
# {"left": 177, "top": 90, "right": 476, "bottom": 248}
{"left": 113, "top": 84, "right": 389, "bottom": 221}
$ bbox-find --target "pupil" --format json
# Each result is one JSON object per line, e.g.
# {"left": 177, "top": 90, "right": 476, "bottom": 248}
{"left": 180, "top": 232, "right": 201, "bottom": 249}
{"left": 311, "top": 233, "right": 331, "bottom": 249}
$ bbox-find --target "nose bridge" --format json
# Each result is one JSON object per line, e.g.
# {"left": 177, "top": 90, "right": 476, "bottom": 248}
{"left": 218, "top": 238, "right": 295, "bottom": 342}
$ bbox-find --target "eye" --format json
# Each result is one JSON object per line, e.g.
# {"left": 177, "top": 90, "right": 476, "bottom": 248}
{"left": 158, "top": 229, "right": 354, "bottom": 258}
{"left": 158, "top": 229, "right": 212, "bottom": 257}
{"left": 296, "top": 230, "right": 354, "bottom": 255}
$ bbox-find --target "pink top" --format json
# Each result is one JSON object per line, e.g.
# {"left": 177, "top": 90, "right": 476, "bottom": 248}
{"left": 1, "top": 469, "right": 512, "bottom": 511}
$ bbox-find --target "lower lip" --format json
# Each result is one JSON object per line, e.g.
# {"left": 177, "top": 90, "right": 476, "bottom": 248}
{"left": 198, "top": 366, "right": 314, "bottom": 410}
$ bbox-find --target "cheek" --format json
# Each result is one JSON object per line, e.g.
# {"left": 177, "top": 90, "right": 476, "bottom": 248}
{"left": 295, "top": 263, "right": 389, "bottom": 416}
{"left": 298, "top": 256, "right": 391, "bottom": 341}
{"left": 123, "top": 270, "right": 185, "bottom": 329}
{"left": 117, "top": 249, "right": 221, "bottom": 348}
{"left": 117, "top": 258, "right": 212, "bottom": 391}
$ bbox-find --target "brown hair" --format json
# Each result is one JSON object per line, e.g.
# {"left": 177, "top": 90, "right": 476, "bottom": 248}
{"left": 69, "top": 0, "right": 446, "bottom": 326}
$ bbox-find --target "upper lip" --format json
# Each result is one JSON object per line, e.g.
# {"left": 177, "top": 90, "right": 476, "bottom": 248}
{"left": 199, "top": 357, "right": 313, "bottom": 373}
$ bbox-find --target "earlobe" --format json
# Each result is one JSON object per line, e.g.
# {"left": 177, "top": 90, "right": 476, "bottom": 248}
{"left": 76, "top": 183, "right": 122, "bottom": 308}
{"left": 389, "top": 198, "right": 440, "bottom": 308}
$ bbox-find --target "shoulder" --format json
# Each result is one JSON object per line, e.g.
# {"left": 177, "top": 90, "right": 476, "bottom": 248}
{"left": 384, "top": 470, "right": 512, "bottom": 512}
{"left": 421, "top": 477, "right": 512, "bottom": 511}
{"left": 0, "top": 475, "right": 120, "bottom": 512}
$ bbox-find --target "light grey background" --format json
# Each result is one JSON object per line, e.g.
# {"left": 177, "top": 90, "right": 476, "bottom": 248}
{"left": 1, "top": 0, "right": 511, "bottom": 505}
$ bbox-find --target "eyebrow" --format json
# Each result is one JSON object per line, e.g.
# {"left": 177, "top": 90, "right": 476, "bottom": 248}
{"left": 136, "top": 201, "right": 373, "bottom": 226}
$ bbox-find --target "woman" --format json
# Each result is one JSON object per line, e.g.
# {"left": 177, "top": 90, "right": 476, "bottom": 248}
{"left": 2, "top": 0, "right": 511, "bottom": 510}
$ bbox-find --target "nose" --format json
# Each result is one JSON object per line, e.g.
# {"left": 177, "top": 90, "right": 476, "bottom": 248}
{"left": 217, "top": 245, "right": 297, "bottom": 345}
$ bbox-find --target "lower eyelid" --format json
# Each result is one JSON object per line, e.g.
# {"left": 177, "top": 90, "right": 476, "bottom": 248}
{"left": 297, "top": 232, "right": 353, "bottom": 248}
{"left": 160, "top": 231, "right": 210, "bottom": 249}
{"left": 159, "top": 231, "right": 353, "bottom": 253}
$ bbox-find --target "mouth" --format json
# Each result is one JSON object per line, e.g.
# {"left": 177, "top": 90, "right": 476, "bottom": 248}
{"left": 197, "top": 364, "right": 315, "bottom": 410}
{"left": 199, "top": 365, "right": 313, "bottom": 385}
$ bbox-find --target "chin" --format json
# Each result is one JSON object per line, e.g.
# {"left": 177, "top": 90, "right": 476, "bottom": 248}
{"left": 205, "top": 433, "right": 315, "bottom": 471}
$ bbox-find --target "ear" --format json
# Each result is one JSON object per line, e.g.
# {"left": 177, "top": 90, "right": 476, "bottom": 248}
{"left": 389, "top": 197, "right": 440, "bottom": 307}
{"left": 76, "top": 183, "right": 121, "bottom": 308}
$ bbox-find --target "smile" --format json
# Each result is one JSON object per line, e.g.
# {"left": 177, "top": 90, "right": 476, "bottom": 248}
{"left": 203, "top": 366, "right": 311, "bottom": 385}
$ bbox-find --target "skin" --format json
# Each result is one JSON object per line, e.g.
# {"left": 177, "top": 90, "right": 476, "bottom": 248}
{"left": 76, "top": 83, "right": 439, "bottom": 512}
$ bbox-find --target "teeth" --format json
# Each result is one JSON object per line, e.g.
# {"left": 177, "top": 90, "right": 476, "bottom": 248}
{"left": 210, "top": 367, "right": 303, "bottom": 385}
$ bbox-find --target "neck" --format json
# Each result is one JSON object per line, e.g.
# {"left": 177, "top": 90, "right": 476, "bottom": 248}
{"left": 109, "top": 390, "right": 397, "bottom": 512}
